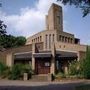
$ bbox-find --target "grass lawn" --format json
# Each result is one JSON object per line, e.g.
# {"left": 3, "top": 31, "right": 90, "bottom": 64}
{"left": 75, "top": 84, "right": 90, "bottom": 90}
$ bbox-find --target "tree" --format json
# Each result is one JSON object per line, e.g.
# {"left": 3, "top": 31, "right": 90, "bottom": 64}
{"left": 0, "top": 35, "right": 26, "bottom": 49}
{"left": 15, "top": 36, "right": 26, "bottom": 47}
{"left": 0, "top": 3, "right": 26, "bottom": 49}
{"left": 0, "top": 20, "right": 26, "bottom": 49}
{"left": 0, "top": 20, "right": 7, "bottom": 51}
{"left": 0, "top": 20, "right": 7, "bottom": 36}
{"left": 57, "top": 0, "right": 90, "bottom": 17}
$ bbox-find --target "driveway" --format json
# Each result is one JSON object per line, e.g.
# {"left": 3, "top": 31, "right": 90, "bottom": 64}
{"left": 0, "top": 80, "right": 90, "bottom": 90}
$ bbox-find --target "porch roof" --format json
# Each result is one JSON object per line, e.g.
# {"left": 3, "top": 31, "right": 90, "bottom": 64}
{"left": 14, "top": 52, "right": 32, "bottom": 59}
{"left": 14, "top": 50, "right": 77, "bottom": 60}
{"left": 33, "top": 53, "right": 52, "bottom": 58}
{"left": 56, "top": 51, "right": 77, "bottom": 58}
{"left": 14, "top": 51, "right": 52, "bottom": 59}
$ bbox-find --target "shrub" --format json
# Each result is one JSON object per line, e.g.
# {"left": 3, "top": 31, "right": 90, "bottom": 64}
{"left": 9, "top": 64, "right": 33, "bottom": 80}
{"left": 55, "top": 72, "right": 66, "bottom": 79}
{"left": 0, "top": 62, "right": 33, "bottom": 80}
{"left": 0, "top": 62, "right": 10, "bottom": 78}
{"left": 68, "top": 60, "right": 80, "bottom": 76}
{"left": 82, "top": 46, "right": 90, "bottom": 79}
{"left": 8, "top": 64, "right": 23, "bottom": 80}
{"left": 0, "top": 62, "right": 6, "bottom": 75}
{"left": 22, "top": 64, "right": 33, "bottom": 74}
{"left": 1, "top": 67, "right": 10, "bottom": 78}
{"left": 22, "top": 64, "right": 33, "bottom": 79}
{"left": 68, "top": 46, "right": 90, "bottom": 79}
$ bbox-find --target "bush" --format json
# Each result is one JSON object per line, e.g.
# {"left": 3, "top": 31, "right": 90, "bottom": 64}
{"left": 2, "top": 67, "right": 10, "bottom": 78}
{"left": 0, "top": 62, "right": 33, "bottom": 80}
{"left": 55, "top": 72, "right": 66, "bottom": 79}
{"left": 0, "top": 62, "right": 10, "bottom": 78}
{"left": 68, "top": 60, "right": 80, "bottom": 76}
{"left": 0, "top": 62, "right": 6, "bottom": 75}
{"left": 82, "top": 46, "right": 90, "bottom": 79}
{"left": 9, "top": 64, "right": 33, "bottom": 80}
{"left": 22, "top": 64, "right": 33, "bottom": 74}
{"left": 22, "top": 64, "right": 33, "bottom": 79}
{"left": 8, "top": 64, "right": 23, "bottom": 80}
{"left": 68, "top": 46, "right": 90, "bottom": 79}
{"left": 78, "top": 46, "right": 90, "bottom": 79}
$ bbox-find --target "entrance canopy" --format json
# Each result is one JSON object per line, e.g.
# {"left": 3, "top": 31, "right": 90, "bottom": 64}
{"left": 14, "top": 51, "right": 52, "bottom": 59}
{"left": 33, "top": 53, "right": 52, "bottom": 58}
{"left": 14, "top": 50, "right": 77, "bottom": 60}
{"left": 56, "top": 51, "right": 77, "bottom": 60}
{"left": 14, "top": 52, "right": 32, "bottom": 60}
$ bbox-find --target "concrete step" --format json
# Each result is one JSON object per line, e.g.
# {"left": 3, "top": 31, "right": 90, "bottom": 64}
{"left": 30, "top": 74, "right": 49, "bottom": 82}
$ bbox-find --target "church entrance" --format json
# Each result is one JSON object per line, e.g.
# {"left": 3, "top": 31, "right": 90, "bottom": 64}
{"left": 35, "top": 58, "right": 50, "bottom": 74}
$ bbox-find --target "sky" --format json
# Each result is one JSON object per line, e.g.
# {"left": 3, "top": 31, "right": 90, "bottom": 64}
{"left": 0, "top": 0, "right": 90, "bottom": 45}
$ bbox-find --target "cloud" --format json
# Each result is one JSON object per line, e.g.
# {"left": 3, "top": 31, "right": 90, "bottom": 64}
{"left": 0, "top": 0, "right": 67, "bottom": 37}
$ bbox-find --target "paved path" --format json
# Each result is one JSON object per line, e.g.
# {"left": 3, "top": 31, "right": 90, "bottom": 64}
{"left": 0, "top": 80, "right": 90, "bottom": 90}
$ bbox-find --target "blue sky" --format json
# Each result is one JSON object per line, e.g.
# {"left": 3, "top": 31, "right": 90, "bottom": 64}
{"left": 0, "top": 0, "right": 90, "bottom": 45}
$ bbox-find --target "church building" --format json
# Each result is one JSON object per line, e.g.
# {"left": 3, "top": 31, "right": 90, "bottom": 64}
{"left": 0, "top": 3, "right": 87, "bottom": 74}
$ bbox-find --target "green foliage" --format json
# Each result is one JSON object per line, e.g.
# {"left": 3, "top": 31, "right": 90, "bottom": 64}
{"left": 0, "top": 35, "right": 26, "bottom": 49}
{"left": 22, "top": 64, "right": 33, "bottom": 74}
{"left": 0, "top": 20, "right": 7, "bottom": 36}
{"left": 9, "top": 64, "right": 23, "bottom": 80}
{"left": 2, "top": 67, "right": 10, "bottom": 78}
{"left": 0, "top": 20, "right": 26, "bottom": 49}
{"left": 0, "top": 35, "right": 15, "bottom": 48}
{"left": 82, "top": 46, "right": 90, "bottom": 79}
{"left": 68, "top": 60, "right": 80, "bottom": 75}
{"left": 75, "top": 46, "right": 90, "bottom": 79}
{"left": 0, "top": 62, "right": 6, "bottom": 76}
{"left": 0, "top": 62, "right": 10, "bottom": 78}
{"left": 22, "top": 64, "right": 34, "bottom": 79}
{"left": 15, "top": 36, "right": 26, "bottom": 47}
{"left": 55, "top": 72, "right": 66, "bottom": 79}
{"left": 68, "top": 46, "right": 90, "bottom": 79}
{"left": 0, "top": 62, "right": 33, "bottom": 80}
{"left": 57, "top": 0, "right": 90, "bottom": 17}
{"left": 9, "top": 64, "right": 33, "bottom": 80}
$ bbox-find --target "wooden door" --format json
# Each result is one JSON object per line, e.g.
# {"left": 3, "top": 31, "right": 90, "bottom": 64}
{"left": 35, "top": 59, "right": 50, "bottom": 74}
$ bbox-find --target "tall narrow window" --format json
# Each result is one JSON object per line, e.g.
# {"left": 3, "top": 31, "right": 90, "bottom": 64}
{"left": 40, "top": 36, "right": 42, "bottom": 41}
{"left": 36, "top": 38, "right": 37, "bottom": 42}
{"left": 49, "top": 34, "right": 51, "bottom": 49}
{"left": 68, "top": 37, "right": 70, "bottom": 43}
{"left": 59, "top": 35, "right": 61, "bottom": 41}
{"left": 53, "top": 34, "right": 55, "bottom": 42}
{"left": 62, "top": 36, "right": 64, "bottom": 42}
{"left": 38, "top": 37, "right": 39, "bottom": 42}
{"left": 65, "top": 37, "right": 67, "bottom": 42}
{"left": 34, "top": 39, "right": 35, "bottom": 42}
{"left": 45, "top": 35, "right": 47, "bottom": 49}
{"left": 32, "top": 39, "right": 33, "bottom": 42}
{"left": 71, "top": 38, "right": 72, "bottom": 43}
{"left": 57, "top": 16, "right": 60, "bottom": 24}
